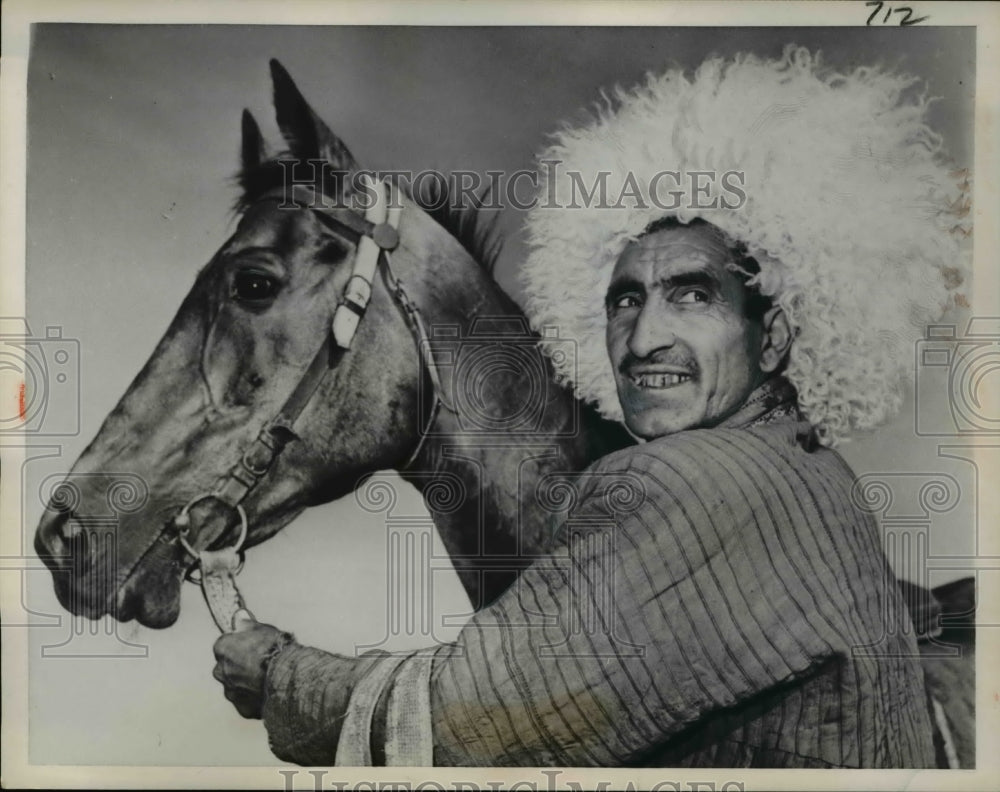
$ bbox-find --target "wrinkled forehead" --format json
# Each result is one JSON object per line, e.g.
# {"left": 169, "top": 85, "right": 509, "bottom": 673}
{"left": 612, "top": 224, "right": 740, "bottom": 284}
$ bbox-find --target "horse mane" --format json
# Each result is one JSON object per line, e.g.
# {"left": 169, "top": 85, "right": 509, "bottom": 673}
{"left": 234, "top": 158, "right": 504, "bottom": 276}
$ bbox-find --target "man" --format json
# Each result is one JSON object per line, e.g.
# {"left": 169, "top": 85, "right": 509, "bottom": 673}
{"left": 212, "top": 47, "right": 968, "bottom": 767}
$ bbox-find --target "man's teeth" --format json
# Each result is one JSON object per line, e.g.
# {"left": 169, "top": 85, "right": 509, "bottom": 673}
{"left": 630, "top": 372, "right": 692, "bottom": 389}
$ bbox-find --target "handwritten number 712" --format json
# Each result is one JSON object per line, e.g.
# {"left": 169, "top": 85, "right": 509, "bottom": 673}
{"left": 866, "top": 1, "right": 929, "bottom": 26}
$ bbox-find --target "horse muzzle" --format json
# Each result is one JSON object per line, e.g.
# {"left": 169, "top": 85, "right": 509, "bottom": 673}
{"left": 35, "top": 489, "right": 189, "bottom": 626}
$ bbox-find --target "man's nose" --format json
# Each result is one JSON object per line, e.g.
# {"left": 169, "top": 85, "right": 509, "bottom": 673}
{"left": 627, "top": 300, "right": 677, "bottom": 359}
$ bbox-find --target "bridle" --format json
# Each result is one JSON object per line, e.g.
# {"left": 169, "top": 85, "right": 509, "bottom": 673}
{"left": 171, "top": 176, "right": 451, "bottom": 629}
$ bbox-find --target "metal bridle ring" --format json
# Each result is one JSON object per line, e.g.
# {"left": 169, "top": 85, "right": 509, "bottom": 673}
{"left": 174, "top": 495, "right": 248, "bottom": 558}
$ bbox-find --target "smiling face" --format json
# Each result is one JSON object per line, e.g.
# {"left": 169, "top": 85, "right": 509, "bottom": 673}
{"left": 605, "top": 222, "right": 781, "bottom": 440}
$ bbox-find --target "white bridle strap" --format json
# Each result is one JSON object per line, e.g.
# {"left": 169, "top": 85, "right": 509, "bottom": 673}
{"left": 333, "top": 176, "right": 401, "bottom": 349}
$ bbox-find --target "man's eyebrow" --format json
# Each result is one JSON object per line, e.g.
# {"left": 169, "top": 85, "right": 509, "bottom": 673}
{"left": 605, "top": 266, "right": 728, "bottom": 308}
{"left": 605, "top": 275, "right": 645, "bottom": 307}
{"left": 659, "top": 268, "right": 722, "bottom": 291}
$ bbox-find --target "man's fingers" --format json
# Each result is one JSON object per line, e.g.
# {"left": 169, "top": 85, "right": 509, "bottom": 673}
{"left": 210, "top": 621, "right": 288, "bottom": 722}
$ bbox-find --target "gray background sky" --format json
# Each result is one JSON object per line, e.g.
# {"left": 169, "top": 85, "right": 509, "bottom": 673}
{"left": 23, "top": 24, "right": 977, "bottom": 766}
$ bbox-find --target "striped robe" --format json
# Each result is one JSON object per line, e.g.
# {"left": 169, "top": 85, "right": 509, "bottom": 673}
{"left": 261, "top": 386, "right": 936, "bottom": 767}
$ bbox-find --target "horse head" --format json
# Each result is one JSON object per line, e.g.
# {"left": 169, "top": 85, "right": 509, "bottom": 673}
{"left": 35, "top": 61, "right": 631, "bottom": 629}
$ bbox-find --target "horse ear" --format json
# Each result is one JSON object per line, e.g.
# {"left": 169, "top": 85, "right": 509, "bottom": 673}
{"left": 241, "top": 109, "right": 266, "bottom": 172}
{"left": 269, "top": 58, "right": 358, "bottom": 173}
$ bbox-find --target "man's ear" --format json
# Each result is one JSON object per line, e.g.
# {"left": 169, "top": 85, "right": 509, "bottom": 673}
{"left": 759, "top": 304, "right": 793, "bottom": 374}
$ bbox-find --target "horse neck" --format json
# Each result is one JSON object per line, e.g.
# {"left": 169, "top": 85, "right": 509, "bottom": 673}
{"left": 399, "top": 403, "right": 580, "bottom": 608}
{"left": 396, "top": 265, "right": 632, "bottom": 606}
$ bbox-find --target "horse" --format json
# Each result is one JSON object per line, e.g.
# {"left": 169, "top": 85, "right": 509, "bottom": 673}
{"left": 33, "top": 58, "right": 631, "bottom": 629}
{"left": 34, "top": 60, "right": 973, "bottom": 768}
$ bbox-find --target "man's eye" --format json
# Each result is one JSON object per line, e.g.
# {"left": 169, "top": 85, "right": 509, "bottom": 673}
{"left": 232, "top": 271, "right": 281, "bottom": 303}
{"left": 676, "top": 288, "right": 710, "bottom": 304}
{"left": 611, "top": 294, "right": 642, "bottom": 310}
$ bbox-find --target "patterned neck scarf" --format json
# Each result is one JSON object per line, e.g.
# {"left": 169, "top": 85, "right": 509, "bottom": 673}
{"left": 718, "top": 376, "right": 801, "bottom": 431}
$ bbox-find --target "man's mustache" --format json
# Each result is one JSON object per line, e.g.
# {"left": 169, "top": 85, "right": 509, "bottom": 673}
{"left": 619, "top": 351, "right": 698, "bottom": 377}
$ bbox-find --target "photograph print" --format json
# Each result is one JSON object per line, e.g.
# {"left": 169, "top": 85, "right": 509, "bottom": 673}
{"left": 3, "top": 5, "right": 996, "bottom": 789}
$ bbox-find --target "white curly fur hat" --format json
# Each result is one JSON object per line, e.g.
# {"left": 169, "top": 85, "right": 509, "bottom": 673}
{"left": 520, "top": 46, "right": 971, "bottom": 446}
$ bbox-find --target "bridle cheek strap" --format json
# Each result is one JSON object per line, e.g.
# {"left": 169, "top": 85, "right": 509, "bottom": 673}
{"left": 332, "top": 177, "right": 402, "bottom": 349}
{"left": 317, "top": 176, "right": 450, "bottom": 461}
{"left": 321, "top": 176, "right": 452, "bottom": 465}
{"left": 204, "top": 178, "right": 404, "bottom": 516}
{"left": 172, "top": 177, "right": 448, "bottom": 632}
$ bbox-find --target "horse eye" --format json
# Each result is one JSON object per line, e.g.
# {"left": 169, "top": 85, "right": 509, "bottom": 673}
{"left": 232, "top": 270, "right": 280, "bottom": 303}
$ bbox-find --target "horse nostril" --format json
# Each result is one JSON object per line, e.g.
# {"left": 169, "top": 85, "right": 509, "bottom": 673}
{"left": 36, "top": 510, "right": 71, "bottom": 561}
{"left": 39, "top": 503, "right": 89, "bottom": 539}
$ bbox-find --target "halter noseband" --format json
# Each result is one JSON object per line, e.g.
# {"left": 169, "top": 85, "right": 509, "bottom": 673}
{"left": 173, "top": 177, "right": 448, "bottom": 616}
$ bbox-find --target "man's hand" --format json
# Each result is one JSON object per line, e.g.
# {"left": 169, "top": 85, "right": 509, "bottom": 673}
{"left": 212, "top": 610, "right": 294, "bottom": 719}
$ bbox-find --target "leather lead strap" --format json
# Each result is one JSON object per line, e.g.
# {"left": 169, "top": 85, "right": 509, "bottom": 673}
{"left": 198, "top": 547, "right": 251, "bottom": 632}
